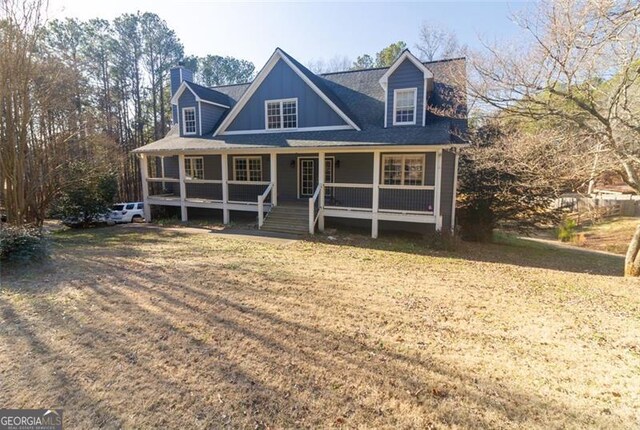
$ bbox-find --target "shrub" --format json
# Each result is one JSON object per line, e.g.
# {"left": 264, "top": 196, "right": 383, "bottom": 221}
{"left": 0, "top": 225, "right": 49, "bottom": 263}
{"left": 557, "top": 219, "right": 578, "bottom": 242}
{"left": 424, "top": 230, "right": 460, "bottom": 251}
{"left": 55, "top": 163, "right": 118, "bottom": 227}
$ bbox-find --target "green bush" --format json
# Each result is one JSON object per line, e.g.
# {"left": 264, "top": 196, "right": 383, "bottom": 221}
{"left": 557, "top": 219, "right": 578, "bottom": 242}
{"left": 0, "top": 225, "right": 49, "bottom": 262}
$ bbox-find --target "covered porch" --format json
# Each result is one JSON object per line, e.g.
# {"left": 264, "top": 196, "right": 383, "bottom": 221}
{"left": 139, "top": 147, "right": 455, "bottom": 238}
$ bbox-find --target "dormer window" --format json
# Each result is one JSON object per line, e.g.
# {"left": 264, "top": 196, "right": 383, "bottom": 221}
{"left": 265, "top": 98, "right": 297, "bottom": 130}
{"left": 393, "top": 88, "right": 417, "bottom": 125}
{"left": 182, "top": 107, "right": 196, "bottom": 135}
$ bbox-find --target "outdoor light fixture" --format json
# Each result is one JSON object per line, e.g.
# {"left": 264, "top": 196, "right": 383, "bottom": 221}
{"left": 290, "top": 160, "right": 296, "bottom": 168}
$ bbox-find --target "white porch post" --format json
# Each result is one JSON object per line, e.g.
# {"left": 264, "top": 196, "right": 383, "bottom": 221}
{"left": 451, "top": 151, "right": 459, "bottom": 233}
{"left": 270, "top": 153, "right": 278, "bottom": 206}
{"left": 178, "top": 154, "right": 188, "bottom": 222}
{"left": 372, "top": 150, "right": 381, "bottom": 238}
{"left": 140, "top": 154, "right": 151, "bottom": 222}
{"left": 318, "top": 151, "right": 325, "bottom": 232}
{"left": 434, "top": 149, "right": 443, "bottom": 231}
{"left": 221, "top": 153, "right": 230, "bottom": 224}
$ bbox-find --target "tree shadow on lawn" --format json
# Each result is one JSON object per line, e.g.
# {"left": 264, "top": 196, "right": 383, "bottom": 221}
{"left": 0, "top": 251, "right": 621, "bottom": 428}
{"left": 310, "top": 230, "right": 626, "bottom": 277}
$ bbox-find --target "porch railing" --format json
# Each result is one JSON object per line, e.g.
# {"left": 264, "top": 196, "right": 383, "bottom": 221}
{"left": 147, "top": 178, "right": 180, "bottom": 199}
{"left": 378, "top": 185, "right": 435, "bottom": 213}
{"left": 228, "top": 180, "right": 271, "bottom": 204}
{"left": 308, "top": 183, "right": 322, "bottom": 234}
{"left": 324, "top": 183, "right": 373, "bottom": 210}
{"left": 185, "top": 179, "right": 222, "bottom": 201}
{"left": 258, "top": 183, "right": 274, "bottom": 228}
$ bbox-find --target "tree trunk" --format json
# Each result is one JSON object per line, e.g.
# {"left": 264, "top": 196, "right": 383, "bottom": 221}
{"left": 625, "top": 224, "right": 640, "bottom": 277}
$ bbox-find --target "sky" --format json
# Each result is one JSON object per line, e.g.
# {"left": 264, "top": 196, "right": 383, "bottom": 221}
{"left": 46, "top": 1, "right": 534, "bottom": 68}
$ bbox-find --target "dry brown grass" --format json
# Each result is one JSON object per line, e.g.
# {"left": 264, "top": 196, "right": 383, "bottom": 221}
{"left": 1, "top": 227, "right": 639, "bottom": 429}
{"left": 576, "top": 217, "right": 639, "bottom": 255}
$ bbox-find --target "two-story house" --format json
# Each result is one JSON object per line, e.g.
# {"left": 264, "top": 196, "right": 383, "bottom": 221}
{"left": 133, "top": 48, "right": 467, "bottom": 237}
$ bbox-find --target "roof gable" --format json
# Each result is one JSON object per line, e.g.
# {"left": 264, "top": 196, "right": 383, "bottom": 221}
{"left": 214, "top": 48, "right": 360, "bottom": 136}
{"left": 171, "top": 81, "right": 231, "bottom": 109}
{"left": 378, "top": 50, "right": 434, "bottom": 88}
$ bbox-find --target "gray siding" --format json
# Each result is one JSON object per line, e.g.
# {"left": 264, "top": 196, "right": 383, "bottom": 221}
{"left": 277, "top": 154, "right": 299, "bottom": 201}
{"left": 227, "top": 59, "right": 347, "bottom": 131}
{"left": 439, "top": 150, "right": 456, "bottom": 232}
{"left": 163, "top": 156, "right": 179, "bottom": 178}
{"left": 331, "top": 153, "right": 373, "bottom": 184}
{"left": 386, "top": 59, "right": 425, "bottom": 127}
{"left": 202, "top": 155, "right": 221, "bottom": 180}
{"left": 200, "top": 103, "right": 226, "bottom": 135}
{"left": 177, "top": 90, "right": 199, "bottom": 137}
{"left": 170, "top": 66, "right": 194, "bottom": 124}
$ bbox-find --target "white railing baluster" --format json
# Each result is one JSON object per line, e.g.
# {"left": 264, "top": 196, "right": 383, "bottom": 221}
{"left": 257, "top": 182, "right": 273, "bottom": 229}
{"left": 308, "top": 183, "right": 322, "bottom": 234}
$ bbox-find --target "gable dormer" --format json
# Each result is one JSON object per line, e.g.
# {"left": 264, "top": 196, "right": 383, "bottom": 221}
{"left": 379, "top": 50, "right": 433, "bottom": 128}
{"left": 215, "top": 49, "right": 359, "bottom": 135}
{"left": 170, "top": 69, "right": 231, "bottom": 137}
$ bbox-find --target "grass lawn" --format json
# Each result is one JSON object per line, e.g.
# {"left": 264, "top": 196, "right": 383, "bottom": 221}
{"left": 574, "top": 217, "right": 639, "bottom": 255}
{"left": 1, "top": 226, "right": 639, "bottom": 429}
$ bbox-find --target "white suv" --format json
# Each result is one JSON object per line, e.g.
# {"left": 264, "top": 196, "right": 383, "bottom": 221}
{"left": 111, "top": 202, "right": 145, "bottom": 223}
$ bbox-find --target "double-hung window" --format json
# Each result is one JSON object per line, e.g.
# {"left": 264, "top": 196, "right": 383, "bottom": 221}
{"left": 382, "top": 154, "right": 424, "bottom": 186}
{"left": 184, "top": 156, "right": 204, "bottom": 180}
{"left": 265, "top": 99, "right": 297, "bottom": 130}
{"left": 393, "top": 88, "right": 417, "bottom": 125}
{"left": 182, "top": 107, "right": 197, "bottom": 135}
{"left": 233, "top": 157, "right": 262, "bottom": 182}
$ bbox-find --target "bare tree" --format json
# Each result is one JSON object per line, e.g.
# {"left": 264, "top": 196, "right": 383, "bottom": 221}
{"left": 466, "top": 0, "right": 640, "bottom": 276}
{"left": 307, "top": 55, "right": 352, "bottom": 74}
{"left": 416, "top": 22, "right": 464, "bottom": 61}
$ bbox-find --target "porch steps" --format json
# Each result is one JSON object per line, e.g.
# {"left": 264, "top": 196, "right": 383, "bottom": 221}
{"left": 260, "top": 204, "right": 309, "bottom": 235}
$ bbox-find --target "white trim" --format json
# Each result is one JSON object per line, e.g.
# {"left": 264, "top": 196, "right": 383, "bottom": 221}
{"left": 264, "top": 98, "right": 298, "bottom": 130}
{"left": 392, "top": 88, "right": 418, "bottom": 126}
{"left": 135, "top": 144, "right": 466, "bottom": 156}
{"left": 451, "top": 151, "right": 459, "bottom": 232}
{"left": 318, "top": 152, "right": 326, "bottom": 232}
{"left": 178, "top": 154, "right": 188, "bottom": 221}
{"left": 378, "top": 50, "right": 434, "bottom": 87}
{"left": 422, "top": 80, "right": 427, "bottom": 127}
{"left": 232, "top": 156, "right": 263, "bottom": 182}
{"left": 325, "top": 182, "right": 373, "bottom": 189}
{"left": 372, "top": 150, "right": 381, "bottom": 238}
{"left": 171, "top": 81, "right": 230, "bottom": 109}
{"left": 221, "top": 125, "right": 351, "bottom": 136}
{"left": 381, "top": 153, "right": 426, "bottom": 185}
{"left": 434, "top": 149, "right": 443, "bottom": 231}
{"left": 296, "top": 156, "right": 335, "bottom": 199}
{"left": 198, "top": 102, "right": 202, "bottom": 135}
{"left": 221, "top": 153, "right": 229, "bottom": 224}
{"left": 383, "top": 83, "right": 388, "bottom": 128}
{"left": 184, "top": 156, "right": 204, "bottom": 180}
{"left": 182, "top": 107, "right": 197, "bottom": 135}
{"left": 214, "top": 48, "right": 360, "bottom": 136}
{"left": 227, "top": 180, "right": 270, "bottom": 185}
{"left": 270, "top": 153, "right": 278, "bottom": 206}
{"left": 184, "top": 179, "right": 222, "bottom": 184}
{"left": 139, "top": 154, "right": 151, "bottom": 221}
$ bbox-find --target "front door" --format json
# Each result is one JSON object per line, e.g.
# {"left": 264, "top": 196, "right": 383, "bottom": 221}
{"left": 298, "top": 157, "right": 334, "bottom": 198}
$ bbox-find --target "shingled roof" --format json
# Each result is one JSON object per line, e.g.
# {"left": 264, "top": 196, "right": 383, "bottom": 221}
{"left": 135, "top": 55, "right": 467, "bottom": 153}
